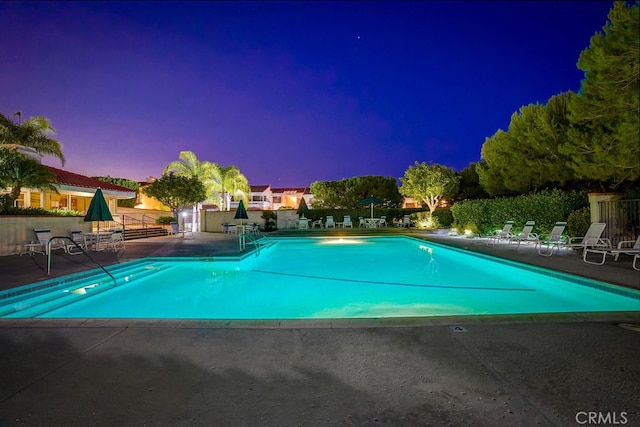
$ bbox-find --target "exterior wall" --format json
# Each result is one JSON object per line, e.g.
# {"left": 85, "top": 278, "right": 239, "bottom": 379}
{"left": 0, "top": 216, "right": 91, "bottom": 256}
{"left": 202, "top": 210, "right": 267, "bottom": 233}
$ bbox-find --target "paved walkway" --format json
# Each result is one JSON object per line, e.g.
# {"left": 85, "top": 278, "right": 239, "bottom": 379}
{"left": 0, "top": 230, "right": 639, "bottom": 426}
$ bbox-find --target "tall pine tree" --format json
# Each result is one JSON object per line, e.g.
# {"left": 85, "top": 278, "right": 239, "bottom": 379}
{"left": 561, "top": 1, "right": 640, "bottom": 191}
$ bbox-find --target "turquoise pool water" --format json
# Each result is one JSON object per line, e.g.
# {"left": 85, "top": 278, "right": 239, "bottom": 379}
{"left": 1, "top": 236, "right": 638, "bottom": 319}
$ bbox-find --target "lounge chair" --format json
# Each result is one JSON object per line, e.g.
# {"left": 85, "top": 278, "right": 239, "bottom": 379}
{"left": 325, "top": 216, "right": 335, "bottom": 228}
{"left": 358, "top": 217, "right": 366, "bottom": 228}
{"left": 379, "top": 216, "right": 387, "bottom": 227}
{"left": 343, "top": 215, "right": 353, "bottom": 228}
{"left": 508, "top": 221, "right": 539, "bottom": 250}
{"left": 536, "top": 222, "right": 567, "bottom": 256}
{"left": 562, "top": 222, "right": 609, "bottom": 253}
{"left": 34, "top": 227, "right": 67, "bottom": 255}
{"left": 583, "top": 235, "right": 640, "bottom": 268}
{"left": 298, "top": 218, "right": 309, "bottom": 229}
{"left": 634, "top": 254, "right": 640, "bottom": 271}
{"left": 66, "top": 229, "right": 89, "bottom": 254}
{"left": 486, "top": 221, "right": 515, "bottom": 246}
{"left": 402, "top": 215, "right": 411, "bottom": 228}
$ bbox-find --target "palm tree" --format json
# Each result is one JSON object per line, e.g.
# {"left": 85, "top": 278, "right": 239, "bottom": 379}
{"left": 0, "top": 112, "right": 65, "bottom": 165}
{"left": 0, "top": 147, "right": 58, "bottom": 208}
{"left": 219, "top": 165, "right": 251, "bottom": 211}
{"left": 164, "top": 151, "right": 222, "bottom": 230}
{"left": 164, "top": 151, "right": 222, "bottom": 196}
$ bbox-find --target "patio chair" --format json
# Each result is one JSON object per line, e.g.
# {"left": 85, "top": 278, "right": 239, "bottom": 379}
{"left": 343, "top": 215, "right": 353, "bottom": 228}
{"left": 536, "top": 222, "right": 567, "bottom": 256}
{"left": 402, "top": 215, "right": 411, "bottom": 228}
{"left": 66, "top": 229, "right": 89, "bottom": 255}
{"left": 312, "top": 218, "right": 323, "bottom": 228}
{"left": 105, "top": 229, "right": 126, "bottom": 251}
{"left": 325, "top": 216, "right": 335, "bottom": 228}
{"left": 486, "top": 221, "right": 515, "bottom": 246}
{"left": 508, "top": 221, "right": 539, "bottom": 250}
{"left": 562, "top": 222, "right": 609, "bottom": 254}
{"left": 358, "top": 217, "right": 366, "bottom": 228}
{"left": 34, "top": 227, "right": 67, "bottom": 255}
{"left": 298, "top": 218, "right": 309, "bottom": 230}
{"left": 634, "top": 254, "right": 640, "bottom": 271}
{"left": 583, "top": 235, "right": 640, "bottom": 267}
{"left": 379, "top": 216, "right": 387, "bottom": 227}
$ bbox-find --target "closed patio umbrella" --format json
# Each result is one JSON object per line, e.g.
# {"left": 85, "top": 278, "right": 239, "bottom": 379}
{"left": 84, "top": 188, "right": 113, "bottom": 230}
{"left": 296, "top": 197, "right": 310, "bottom": 218}
{"left": 234, "top": 199, "right": 249, "bottom": 225}
{"left": 357, "top": 196, "right": 384, "bottom": 218}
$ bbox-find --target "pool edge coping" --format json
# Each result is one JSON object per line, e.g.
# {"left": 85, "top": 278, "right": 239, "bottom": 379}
{"left": 2, "top": 311, "right": 640, "bottom": 329}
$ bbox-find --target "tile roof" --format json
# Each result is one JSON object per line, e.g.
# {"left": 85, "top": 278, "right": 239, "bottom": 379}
{"left": 250, "top": 185, "right": 271, "bottom": 192}
{"left": 45, "top": 166, "right": 134, "bottom": 193}
{"left": 271, "top": 187, "right": 311, "bottom": 194}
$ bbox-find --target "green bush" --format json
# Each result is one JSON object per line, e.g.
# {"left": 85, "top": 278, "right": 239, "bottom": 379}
{"left": 567, "top": 207, "right": 591, "bottom": 237}
{"left": 156, "top": 216, "right": 176, "bottom": 225}
{"left": 450, "top": 189, "right": 588, "bottom": 235}
{"left": 411, "top": 212, "right": 441, "bottom": 230}
{"left": 262, "top": 210, "right": 277, "bottom": 231}
{"left": 431, "top": 209, "right": 453, "bottom": 228}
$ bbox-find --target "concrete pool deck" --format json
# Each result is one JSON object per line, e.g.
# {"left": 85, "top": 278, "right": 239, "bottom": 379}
{"left": 1, "top": 230, "right": 639, "bottom": 425}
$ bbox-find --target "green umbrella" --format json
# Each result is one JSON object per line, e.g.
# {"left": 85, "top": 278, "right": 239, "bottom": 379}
{"left": 84, "top": 188, "right": 113, "bottom": 229}
{"left": 234, "top": 199, "right": 249, "bottom": 225}
{"left": 357, "top": 196, "right": 384, "bottom": 218}
{"left": 296, "top": 197, "right": 310, "bottom": 218}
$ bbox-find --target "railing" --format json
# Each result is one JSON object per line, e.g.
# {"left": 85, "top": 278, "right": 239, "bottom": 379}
{"left": 597, "top": 199, "right": 640, "bottom": 246}
{"left": 47, "top": 236, "right": 117, "bottom": 287}
{"left": 239, "top": 233, "right": 262, "bottom": 256}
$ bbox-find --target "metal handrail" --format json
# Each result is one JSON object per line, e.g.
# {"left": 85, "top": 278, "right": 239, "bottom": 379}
{"left": 47, "top": 236, "right": 117, "bottom": 286}
{"left": 239, "top": 233, "right": 261, "bottom": 256}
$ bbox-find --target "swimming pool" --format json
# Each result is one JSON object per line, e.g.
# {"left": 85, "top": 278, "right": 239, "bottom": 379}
{"left": 1, "top": 236, "right": 638, "bottom": 319}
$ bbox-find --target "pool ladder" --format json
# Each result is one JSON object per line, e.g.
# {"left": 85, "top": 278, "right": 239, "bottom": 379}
{"left": 238, "top": 232, "right": 272, "bottom": 256}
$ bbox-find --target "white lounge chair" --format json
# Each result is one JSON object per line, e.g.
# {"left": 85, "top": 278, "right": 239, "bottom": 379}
{"left": 34, "top": 227, "right": 67, "bottom": 255}
{"left": 536, "top": 222, "right": 567, "bottom": 256}
{"left": 358, "top": 217, "right": 366, "bottom": 228}
{"left": 343, "top": 215, "right": 353, "bottom": 228}
{"left": 583, "top": 235, "right": 640, "bottom": 268}
{"left": 325, "top": 216, "right": 335, "bottom": 228}
{"left": 508, "top": 221, "right": 539, "bottom": 250}
{"left": 402, "top": 215, "right": 411, "bottom": 228}
{"left": 486, "top": 221, "right": 515, "bottom": 246}
{"left": 66, "top": 229, "right": 89, "bottom": 254}
{"left": 379, "top": 216, "right": 387, "bottom": 227}
{"left": 562, "top": 222, "right": 609, "bottom": 253}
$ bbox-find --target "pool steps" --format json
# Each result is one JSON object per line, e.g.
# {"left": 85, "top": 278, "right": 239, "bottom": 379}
{"left": 0, "top": 261, "right": 172, "bottom": 318}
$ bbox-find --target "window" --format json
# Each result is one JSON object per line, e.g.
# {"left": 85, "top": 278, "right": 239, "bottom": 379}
{"left": 273, "top": 196, "right": 282, "bottom": 204}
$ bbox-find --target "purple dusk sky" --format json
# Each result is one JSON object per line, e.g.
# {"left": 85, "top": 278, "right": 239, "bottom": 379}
{"left": 1, "top": 1, "right": 614, "bottom": 187}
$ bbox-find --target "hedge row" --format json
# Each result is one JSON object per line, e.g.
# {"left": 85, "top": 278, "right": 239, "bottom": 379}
{"left": 450, "top": 189, "right": 588, "bottom": 235}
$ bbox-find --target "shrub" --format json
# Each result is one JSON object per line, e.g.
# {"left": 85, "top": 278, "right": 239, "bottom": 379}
{"left": 567, "top": 207, "right": 591, "bottom": 237}
{"left": 451, "top": 189, "right": 588, "bottom": 235}
{"left": 411, "top": 212, "right": 441, "bottom": 230}
{"left": 156, "top": 216, "right": 176, "bottom": 225}
{"left": 261, "top": 210, "right": 277, "bottom": 231}
{"left": 431, "top": 209, "right": 453, "bottom": 228}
